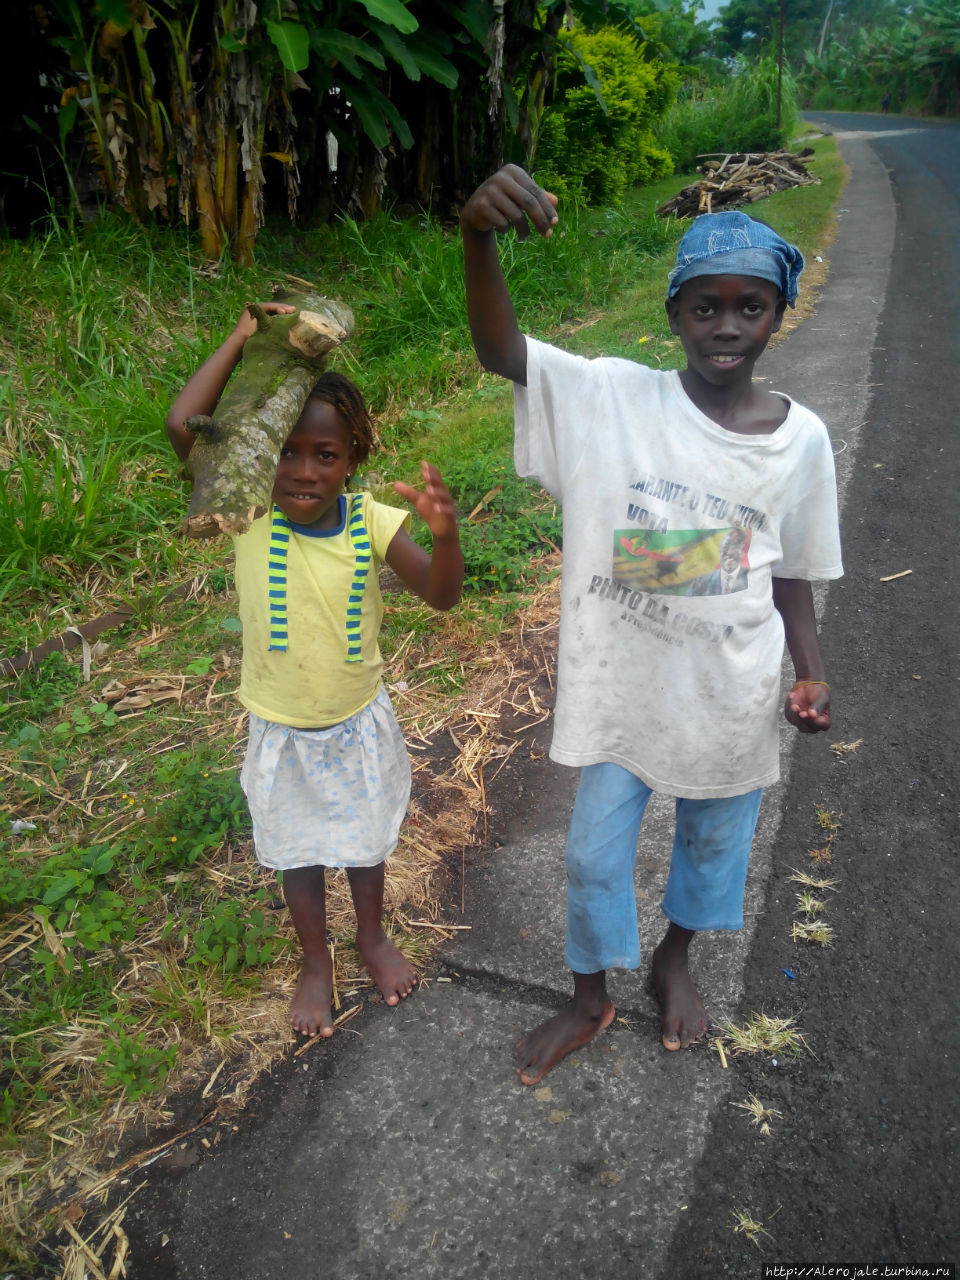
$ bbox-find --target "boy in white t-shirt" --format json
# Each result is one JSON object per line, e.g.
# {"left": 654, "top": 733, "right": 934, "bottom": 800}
{"left": 460, "top": 166, "right": 842, "bottom": 1084}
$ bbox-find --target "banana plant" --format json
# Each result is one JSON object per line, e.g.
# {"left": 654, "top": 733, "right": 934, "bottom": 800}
{"left": 32, "top": 0, "right": 682, "bottom": 256}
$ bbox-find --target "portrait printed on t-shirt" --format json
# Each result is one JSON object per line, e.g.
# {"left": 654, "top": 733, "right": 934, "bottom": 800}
{"left": 612, "top": 526, "right": 751, "bottom": 597}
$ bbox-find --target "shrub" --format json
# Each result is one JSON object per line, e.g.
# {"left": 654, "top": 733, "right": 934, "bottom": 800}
{"left": 535, "top": 26, "right": 677, "bottom": 206}
{"left": 656, "top": 58, "right": 800, "bottom": 172}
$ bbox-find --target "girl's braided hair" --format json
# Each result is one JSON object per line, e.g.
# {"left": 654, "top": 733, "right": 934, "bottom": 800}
{"left": 306, "top": 371, "right": 377, "bottom": 466}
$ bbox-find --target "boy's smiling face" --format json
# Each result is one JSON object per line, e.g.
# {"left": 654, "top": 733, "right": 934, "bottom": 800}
{"left": 272, "top": 399, "right": 357, "bottom": 530}
{"left": 665, "top": 274, "right": 786, "bottom": 389}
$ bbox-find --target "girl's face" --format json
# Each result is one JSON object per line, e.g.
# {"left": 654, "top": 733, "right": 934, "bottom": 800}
{"left": 272, "top": 400, "right": 357, "bottom": 530}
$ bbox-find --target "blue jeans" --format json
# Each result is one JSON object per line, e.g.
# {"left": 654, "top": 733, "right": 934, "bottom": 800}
{"left": 564, "top": 763, "right": 763, "bottom": 974}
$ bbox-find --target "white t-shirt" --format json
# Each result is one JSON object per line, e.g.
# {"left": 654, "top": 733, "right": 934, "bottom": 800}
{"left": 514, "top": 338, "right": 843, "bottom": 798}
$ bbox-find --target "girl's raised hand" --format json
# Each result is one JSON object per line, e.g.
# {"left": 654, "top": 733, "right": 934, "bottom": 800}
{"left": 393, "top": 462, "right": 458, "bottom": 541}
{"left": 231, "top": 300, "right": 297, "bottom": 344}
{"left": 460, "top": 164, "right": 558, "bottom": 242}
{"left": 167, "top": 301, "right": 297, "bottom": 460}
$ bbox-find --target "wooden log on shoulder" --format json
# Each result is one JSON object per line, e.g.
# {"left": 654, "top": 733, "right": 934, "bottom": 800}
{"left": 183, "top": 293, "right": 354, "bottom": 539}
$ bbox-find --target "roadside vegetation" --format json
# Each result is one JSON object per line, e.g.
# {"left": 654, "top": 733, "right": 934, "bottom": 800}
{"left": 713, "top": 0, "right": 960, "bottom": 118}
{"left": 795, "top": 0, "right": 960, "bottom": 116}
{"left": 0, "top": 123, "right": 845, "bottom": 1275}
{"left": 656, "top": 56, "right": 800, "bottom": 172}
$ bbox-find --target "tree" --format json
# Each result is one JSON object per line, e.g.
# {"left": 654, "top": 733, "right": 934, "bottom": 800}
{"left": 36, "top": 0, "right": 475, "bottom": 260}
{"left": 795, "top": 0, "right": 960, "bottom": 114}
{"left": 866, "top": 0, "right": 960, "bottom": 115}
{"left": 27, "top": 0, "right": 681, "bottom": 256}
{"left": 711, "top": 0, "right": 824, "bottom": 58}
{"left": 620, "top": 0, "right": 715, "bottom": 69}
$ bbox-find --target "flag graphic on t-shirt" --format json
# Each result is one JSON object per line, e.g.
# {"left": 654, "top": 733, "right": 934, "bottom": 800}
{"left": 612, "top": 527, "right": 751, "bottom": 595}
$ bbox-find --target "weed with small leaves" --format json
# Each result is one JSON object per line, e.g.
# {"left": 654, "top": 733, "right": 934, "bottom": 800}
{"left": 732, "top": 1093, "right": 782, "bottom": 1136}
{"left": 731, "top": 1209, "right": 772, "bottom": 1247}
{"left": 792, "top": 919, "right": 835, "bottom": 946}
{"left": 721, "top": 1012, "right": 807, "bottom": 1058}
{"left": 1, "top": 651, "right": 84, "bottom": 736}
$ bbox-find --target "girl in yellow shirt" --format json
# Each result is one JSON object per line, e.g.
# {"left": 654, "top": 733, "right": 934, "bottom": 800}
{"left": 168, "top": 303, "right": 463, "bottom": 1039}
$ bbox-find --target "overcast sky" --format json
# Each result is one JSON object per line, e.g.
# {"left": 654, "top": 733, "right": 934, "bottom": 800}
{"left": 698, "top": 0, "right": 726, "bottom": 20}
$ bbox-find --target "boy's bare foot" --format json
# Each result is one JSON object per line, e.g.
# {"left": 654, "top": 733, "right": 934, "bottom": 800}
{"left": 290, "top": 959, "right": 335, "bottom": 1039}
{"left": 651, "top": 935, "right": 708, "bottom": 1050}
{"left": 357, "top": 929, "right": 418, "bottom": 1006}
{"left": 514, "top": 989, "right": 615, "bottom": 1086}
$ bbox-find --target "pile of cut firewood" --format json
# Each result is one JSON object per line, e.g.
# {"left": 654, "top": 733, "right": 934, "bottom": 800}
{"left": 656, "top": 148, "right": 819, "bottom": 219}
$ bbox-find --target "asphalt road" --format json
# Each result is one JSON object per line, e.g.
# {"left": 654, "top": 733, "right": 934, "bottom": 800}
{"left": 115, "top": 115, "right": 958, "bottom": 1279}
{"left": 664, "top": 112, "right": 959, "bottom": 1273}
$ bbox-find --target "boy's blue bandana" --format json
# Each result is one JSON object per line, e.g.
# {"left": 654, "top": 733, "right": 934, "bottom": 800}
{"left": 267, "top": 494, "right": 371, "bottom": 661}
{"left": 667, "top": 210, "right": 804, "bottom": 307}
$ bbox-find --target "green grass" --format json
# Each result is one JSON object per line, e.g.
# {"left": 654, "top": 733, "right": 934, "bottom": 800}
{"left": 0, "top": 191, "right": 672, "bottom": 646}
{"left": 0, "top": 135, "right": 844, "bottom": 650}
{"left": 0, "top": 624, "right": 271, "bottom": 1119}
{"left": 656, "top": 58, "right": 802, "bottom": 173}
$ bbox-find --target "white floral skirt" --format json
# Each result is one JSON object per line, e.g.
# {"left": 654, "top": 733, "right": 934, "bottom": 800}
{"left": 240, "top": 686, "right": 411, "bottom": 870}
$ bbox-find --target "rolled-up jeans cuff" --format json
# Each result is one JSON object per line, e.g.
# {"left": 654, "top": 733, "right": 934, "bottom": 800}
{"left": 563, "top": 762, "right": 651, "bottom": 973}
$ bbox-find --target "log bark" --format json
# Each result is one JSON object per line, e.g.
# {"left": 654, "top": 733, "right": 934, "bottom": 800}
{"left": 183, "top": 293, "right": 354, "bottom": 539}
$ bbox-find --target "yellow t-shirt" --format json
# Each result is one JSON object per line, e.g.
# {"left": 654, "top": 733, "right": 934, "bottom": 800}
{"left": 233, "top": 492, "right": 409, "bottom": 728}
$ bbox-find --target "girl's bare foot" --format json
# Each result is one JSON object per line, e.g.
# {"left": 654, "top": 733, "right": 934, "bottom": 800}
{"left": 357, "top": 929, "right": 418, "bottom": 1006}
{"left": 290, "top": 957, "right": 335, "bottom": 1038}
{"left": 282, "top": 865, "right": 335, "bottom": 1038}
{"left": 514, "top": 999, "right": 616, "bottom": 1085}
{"left": 651, "top": 930, "right": 708, "bottom": 1050}
{"left": 348, "top": 864, "right": 417, "bottom": 1005}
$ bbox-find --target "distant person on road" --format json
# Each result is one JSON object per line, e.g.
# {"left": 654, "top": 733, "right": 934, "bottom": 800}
{"left": 881, "top": 90, "right": 891, "bottom": 114}
{"left": 460, "top": 168, "right": 842, "bottom": 1083}
{"left": 167, "top": 308, "right": 463, "bottom": 1038}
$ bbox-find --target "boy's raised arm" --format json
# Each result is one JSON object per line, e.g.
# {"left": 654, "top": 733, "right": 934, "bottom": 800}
{"left": 460, "top": 165, "right": 558, "bottom": 387}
